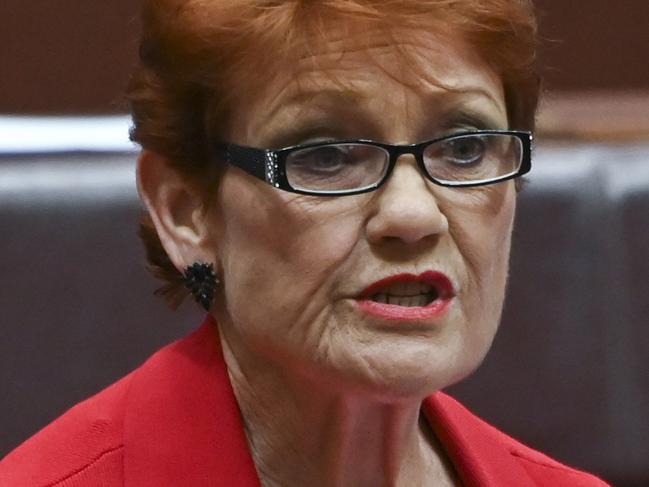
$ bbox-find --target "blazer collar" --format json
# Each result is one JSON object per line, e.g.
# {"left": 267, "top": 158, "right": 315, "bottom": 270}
{"left": 123, "top": 316, "right": 260, "bottom": 486}
{"left": 422, "top": 395, "right": 535, "bottom": 487}
{"left": 123, "top": 316, "right": 533, "bottom": 486}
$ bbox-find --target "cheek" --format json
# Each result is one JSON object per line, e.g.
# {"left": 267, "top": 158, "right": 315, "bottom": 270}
{"left": 446, "top": 183, "right": 515, "bottom": 278}
{"left": 445, "top": 184, "right": 516, "bottom": 327}
{"left": 213, "top": 173, "right": 364, "bottom": 342}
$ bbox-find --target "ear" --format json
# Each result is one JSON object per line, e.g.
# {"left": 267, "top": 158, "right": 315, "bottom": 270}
{"left": 136, "top": 149, "right": 217, "bottom": 273}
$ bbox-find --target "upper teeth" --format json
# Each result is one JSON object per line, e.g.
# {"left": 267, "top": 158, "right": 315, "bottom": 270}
{"left": 368, "top": 282, "right": 439, "bottom": 307}
{"left": 373, "top": 281, "right": 434, "bottom": 296}
{"left": 371, "top": 294, "right": 434, "bottom": 306}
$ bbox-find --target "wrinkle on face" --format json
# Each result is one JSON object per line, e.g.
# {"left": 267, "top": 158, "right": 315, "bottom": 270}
{"left": 225, "top": 25, "right": 507, "bottom": 148}
{"left": 204, "top": 21, "right": 521, "bottom": 486}
{"left": 210, "top": 20, "right": 516, "bottom": 403}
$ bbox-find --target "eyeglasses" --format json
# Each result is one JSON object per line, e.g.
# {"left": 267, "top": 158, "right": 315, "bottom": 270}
{"left": 220, "top": 130, "right": 532, "bottom": 196}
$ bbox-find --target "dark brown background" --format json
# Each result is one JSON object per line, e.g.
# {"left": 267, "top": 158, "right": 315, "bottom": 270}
{"left": 2, "top": 0, "right": 649, "bottom": 114}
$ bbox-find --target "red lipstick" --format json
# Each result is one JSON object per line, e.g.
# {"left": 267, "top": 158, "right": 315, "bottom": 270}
{"left": 356, "top": 271, "right": 455, "bottom": 321}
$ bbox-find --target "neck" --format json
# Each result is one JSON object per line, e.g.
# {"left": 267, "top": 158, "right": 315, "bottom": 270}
{"left": 219, "top": 330, "right": 457, "bottom": 487}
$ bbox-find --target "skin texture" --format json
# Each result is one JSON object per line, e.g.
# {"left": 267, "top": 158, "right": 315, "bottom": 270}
{"left": 138, "top": 25, "right": 516, "bottom": 487}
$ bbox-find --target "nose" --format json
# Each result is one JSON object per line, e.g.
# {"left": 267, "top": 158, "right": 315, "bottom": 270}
{"left": 365, "top": 156, "right": 449, "bottom": 245}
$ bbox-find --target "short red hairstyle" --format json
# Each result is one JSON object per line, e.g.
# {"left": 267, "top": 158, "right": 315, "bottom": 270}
{"left": 127, "top": 0, "right": 540, "bottom": 307}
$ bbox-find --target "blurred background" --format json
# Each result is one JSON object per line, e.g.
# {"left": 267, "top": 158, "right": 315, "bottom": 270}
{"left": 1, "top": 1, "right": 648, "bottom": 486}
{"left": 2, "top": 0, "right": 648, "bottom": 136}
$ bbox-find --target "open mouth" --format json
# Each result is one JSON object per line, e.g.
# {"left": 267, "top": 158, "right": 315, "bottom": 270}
{"left": 368, "top": 282, "right": 439, "bottom": 307}
{"left": 356, "top": 271, "right": 454, "bottom": 321}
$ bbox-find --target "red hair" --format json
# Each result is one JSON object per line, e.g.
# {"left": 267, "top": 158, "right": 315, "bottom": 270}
{"left": 127, "top": 0, "right": 540, "bottom": 307}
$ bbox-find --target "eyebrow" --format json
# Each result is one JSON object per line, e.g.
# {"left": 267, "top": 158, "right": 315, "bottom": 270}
{"left": 259, "top": 85, "right": 507, "bottom": 148}
{"left": 258, "top": 89, "right": 375, "bottom": 147}
{"left": 421, "top": 85, "right": 508, "bottom": 121}
{"left": 263, "top": 88, "right": 367, "bottom": 122}
{"left": 270, "top": 82, "right": 504, "bottom": 113}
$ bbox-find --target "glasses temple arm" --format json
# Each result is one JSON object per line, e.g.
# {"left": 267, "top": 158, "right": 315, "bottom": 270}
{"left": 223, "top": 144, "right": 271, "bottom": 183}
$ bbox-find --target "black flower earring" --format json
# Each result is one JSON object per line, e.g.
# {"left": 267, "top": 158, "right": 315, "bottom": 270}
{"left": 182, "top": 262, "right": 219, "bottom": 311}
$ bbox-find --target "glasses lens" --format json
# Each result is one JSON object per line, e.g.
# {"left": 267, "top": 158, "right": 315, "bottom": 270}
{"left": 285, "top": 143, "right": 389, "bottom": 193}
{"left": 423, "top": 134, "right": 523, "bottom": 184}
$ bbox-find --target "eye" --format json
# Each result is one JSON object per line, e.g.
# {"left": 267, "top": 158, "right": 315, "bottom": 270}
{"left": 289, "top": 145, "right": 357, "bottom": 174}
{"left": 440, "top": 135, "right": 486, "bottom": 165}
{"left": 285, "top": 143, "right": 389, "bottom": 192}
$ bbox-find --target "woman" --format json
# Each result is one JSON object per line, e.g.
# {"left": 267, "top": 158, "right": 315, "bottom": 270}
{"left": 1, "top": 1, "right": 610, "bottom": 486}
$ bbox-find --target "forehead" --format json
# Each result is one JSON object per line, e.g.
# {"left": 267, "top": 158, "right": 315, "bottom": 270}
{"left": 224, "top": 25, "right": 506, "bottom": 142}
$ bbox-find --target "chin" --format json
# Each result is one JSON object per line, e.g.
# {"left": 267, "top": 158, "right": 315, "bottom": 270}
{"left": 320, "top": 338, "right": 483, "bottom": 401}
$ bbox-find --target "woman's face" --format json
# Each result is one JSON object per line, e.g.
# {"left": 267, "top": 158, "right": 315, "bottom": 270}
{"left": 207, "top": 27, "right": 515, "bottom": 397}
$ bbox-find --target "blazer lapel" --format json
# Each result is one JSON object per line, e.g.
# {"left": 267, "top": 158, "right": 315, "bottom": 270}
{"left": 422, "top": 393, "right": 536, "bottom": 487}
{"left": 123, "top": 316, "right": 261, "bottom": 487}
{"left": 121, "top": 314, "right": 533, "bottom": 486}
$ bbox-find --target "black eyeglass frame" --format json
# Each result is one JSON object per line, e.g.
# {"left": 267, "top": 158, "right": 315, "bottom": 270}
{"left": 219, "top": 130, "right": 533, "bottom": 196}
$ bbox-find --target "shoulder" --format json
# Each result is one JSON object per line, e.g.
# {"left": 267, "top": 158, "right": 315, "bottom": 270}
{"left": 0, "top": 321, "right": 220, "bottom": 487}
{"left": 0, "top": 373, "right": 132, "bottom": 487}
{"left": 428, "top": 393, "right": 611, "bottom": 487}
{"left": 489, "top": 420, "right": 609, "bottom": 486}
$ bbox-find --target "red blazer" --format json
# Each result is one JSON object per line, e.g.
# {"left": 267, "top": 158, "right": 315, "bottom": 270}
{"left": 1, "top": 317, "right": 610, "bottom": 486}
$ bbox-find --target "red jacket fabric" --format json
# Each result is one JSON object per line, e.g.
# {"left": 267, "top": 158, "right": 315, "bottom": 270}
{"left": 1, "top": 317, "right": 610, "bottom": 487}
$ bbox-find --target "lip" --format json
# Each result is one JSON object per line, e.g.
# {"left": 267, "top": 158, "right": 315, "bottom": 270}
{"left": 355, "top": 271, "right": 455, "bottom": 322}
